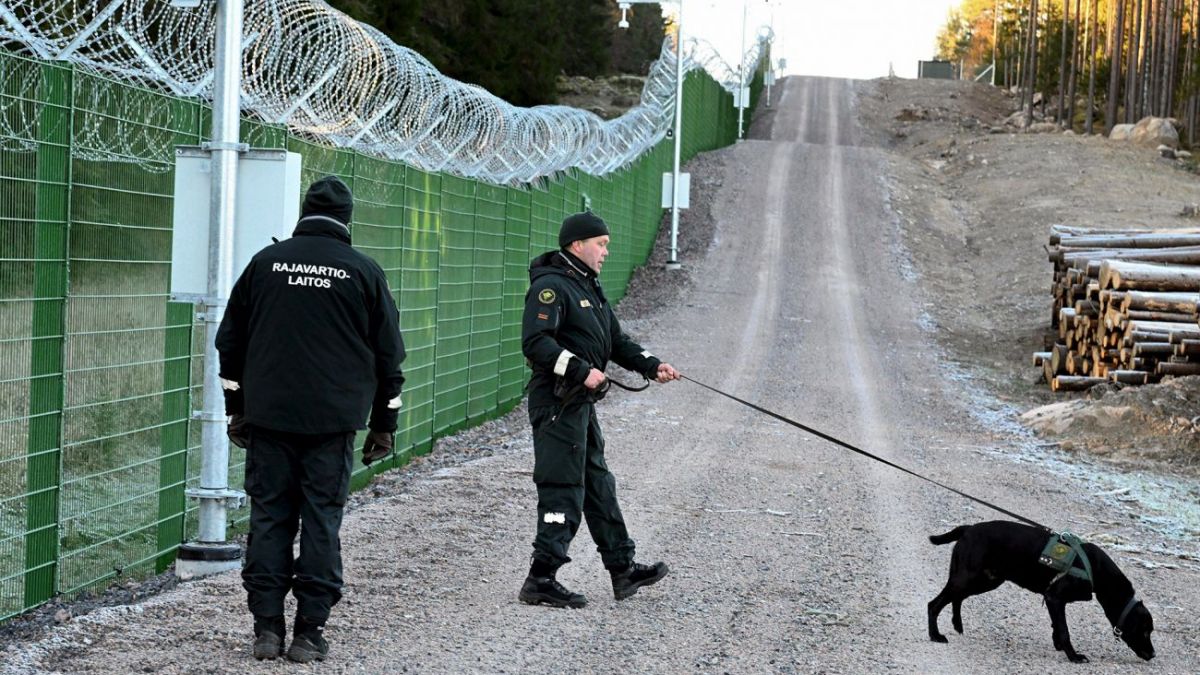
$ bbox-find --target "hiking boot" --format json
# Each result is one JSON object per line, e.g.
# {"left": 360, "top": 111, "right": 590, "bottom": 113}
{"left": 518, "top": 574, "right": 588, "bottom": 608}
{"left": 287, "top": 631, "right": 329, "bottom": 663}
{"left": 287, "top": 616, "right": 329, "bottom": 663}
{"left": 251, "top": 616, "right": 285, "bottom": 660}
{"left": 611, "top": 561, "right": 669, "bottom": 600}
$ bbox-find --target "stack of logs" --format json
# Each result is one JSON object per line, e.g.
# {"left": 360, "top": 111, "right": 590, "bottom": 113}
{"left": 1037, "top": 225, "right": 1200, "bottom": 392}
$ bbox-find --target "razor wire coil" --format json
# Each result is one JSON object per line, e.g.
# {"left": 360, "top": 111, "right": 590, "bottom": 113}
{"left": 0, "top": 0, "right": 771, "bottom": 183}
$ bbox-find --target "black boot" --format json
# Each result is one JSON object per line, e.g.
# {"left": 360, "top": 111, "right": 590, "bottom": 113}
{"left": 518, "top": 559, "right": 587, "bottom": 608}
{"left": 610, "top": 561, "right": 669, "bottom": 600}
{"left": 287, "top": 615, "right": 329, "bottom": 663}
{"left": 252, "top": 615, "right": 285, "bottom": 660}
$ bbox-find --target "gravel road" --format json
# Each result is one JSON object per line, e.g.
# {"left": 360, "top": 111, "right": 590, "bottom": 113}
{"left": 3, "top": 76, "right": 1198, "bottom": 674}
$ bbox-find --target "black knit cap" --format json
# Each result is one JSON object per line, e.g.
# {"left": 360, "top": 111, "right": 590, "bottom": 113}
{"left": 302, "top": 175, "right": 354, "bottom": 226}
{"left": 559, "top": 211, "right": 610, "bottom": 248}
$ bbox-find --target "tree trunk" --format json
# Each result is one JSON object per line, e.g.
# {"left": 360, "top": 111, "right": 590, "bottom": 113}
{"left": 1127, "top": 0, "right": 1143, "bottom": 122}
{"left": 1119, "top": 290, "right": 1200, "bottom": 312}
{"left": 1087, "top": 0, "right": 1099, "bottom": 133}
{"left": 1110, "top": 369, "right": 1150, "bottom": 384}
{"left": 1189, "top": 0, "right": 1199, "bottom": 142}
{"left": 1068, "top": 0, "right": 1083, "bottom": 127}
{"left": 1156, "top": 361, "right": 1200, "bottom": 375}
{"left": 1026, "top": 0, "right": 1041, "bottom": 128}
{"left": 1107, "top": 0, "right": 1128, "bottom": 133}
{"left": 1057, "top": 232, "right": 1200, "bottom": 247}
{"left": 1052, "top": 375, "right": 1106, "bottom": 391}
{"left": 1059, "top": 0, "right": 1072, "bottom": 124}
{"left": 1100, "top": 260, "right": 1200, "bottom": 290}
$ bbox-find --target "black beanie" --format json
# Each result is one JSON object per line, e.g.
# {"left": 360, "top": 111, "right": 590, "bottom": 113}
{"left": 559, "top": 211, "right": 610, "bottom": 248}
{"left": 302, "top": 175, "right": 354, "bottom": 226}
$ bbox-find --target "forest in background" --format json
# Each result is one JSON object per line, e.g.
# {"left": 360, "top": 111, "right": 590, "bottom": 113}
{"left": 328, "top": 0, "right": 668, "bottom": 106}
{"left": 935, "top": 0, "right": 1200, "bottom": 143}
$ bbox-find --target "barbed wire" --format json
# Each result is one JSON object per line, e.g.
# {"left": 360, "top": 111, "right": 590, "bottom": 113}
{"left": 0, "top": 0, "right": 771, "bottom": 183}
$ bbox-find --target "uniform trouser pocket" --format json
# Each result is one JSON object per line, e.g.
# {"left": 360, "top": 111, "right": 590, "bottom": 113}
{"left": 530, "top": 404, "right": 588, "bottom": 485}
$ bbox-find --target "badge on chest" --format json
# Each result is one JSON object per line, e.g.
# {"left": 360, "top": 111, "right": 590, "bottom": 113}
{"left": 580, "top": 299, "right": 592, "bottom": 308}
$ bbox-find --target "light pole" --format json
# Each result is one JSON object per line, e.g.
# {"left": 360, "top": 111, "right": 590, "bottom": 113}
{"left": 173, "top": 0, "right": 246, "bottom": 578}
{"left": 737, "top": 1, "right": 747, "bottom": 139}
{"left": 617, "top": 0, "right": 685, "bottom": 270}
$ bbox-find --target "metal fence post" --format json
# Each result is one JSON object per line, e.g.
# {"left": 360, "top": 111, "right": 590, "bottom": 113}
{"left": 23, "top": 60, "right": 72, "bottom": 611}
{"left": 156, "top": 302, "right": 194, "bottom": 572}
{"left": 177, "top": 0, "right": 245, "bottom": 577}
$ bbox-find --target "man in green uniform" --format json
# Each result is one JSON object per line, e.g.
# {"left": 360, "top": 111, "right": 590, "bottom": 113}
{"left": 519, "top": 211, "right": 681, "bottom": 608}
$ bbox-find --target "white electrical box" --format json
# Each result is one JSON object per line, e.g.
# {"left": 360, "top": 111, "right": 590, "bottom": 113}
{"left": 170, "top": 147, "right": 302, "bottom": 300}
{"left": 734, "top": 86, "right": 751, "bottom": 109}
{"left": 766, "top": 71, "right": 776, "bottom": 86}
{"left": 661, "top": 172, "right": 690, "bottom": 209}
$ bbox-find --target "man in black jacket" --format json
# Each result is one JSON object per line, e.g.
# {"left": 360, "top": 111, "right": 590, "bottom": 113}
{"left": 216, "top": 176, "right": 405, "bottom": 662}
{"left": 519, "top": 211, "right": 681, "bottom": 609}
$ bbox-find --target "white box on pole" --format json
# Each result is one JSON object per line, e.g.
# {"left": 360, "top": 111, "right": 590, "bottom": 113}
{"left": 734, "top": 86, "right": 751, "bottom": 109}
{"left": 661, "top": 172, "right": 690, "bottom": 209}
{"left": 765, "top": 71, "right": 776, "bottom": 86}
{"left": 170, "top": 147, "right": 302, "bottom": 300}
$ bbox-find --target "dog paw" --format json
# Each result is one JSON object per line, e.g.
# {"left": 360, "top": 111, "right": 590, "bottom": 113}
{"left": 1067, "top": 653, "right": 1089, "bottom": 663}
{"left": 930, "top": 634, "right": 948, "bottom": 644}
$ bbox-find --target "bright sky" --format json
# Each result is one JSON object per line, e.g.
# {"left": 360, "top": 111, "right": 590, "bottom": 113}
{"left": 677, "top": 0, "right": 960, "bottom": 80}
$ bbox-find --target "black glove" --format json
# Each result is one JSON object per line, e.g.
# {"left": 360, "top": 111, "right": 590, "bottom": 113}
{"left": 362, "top": 430, "right": 394, "bottom": 466}
{"left": 227, "top": 414, "right": 249, "bottom": 449}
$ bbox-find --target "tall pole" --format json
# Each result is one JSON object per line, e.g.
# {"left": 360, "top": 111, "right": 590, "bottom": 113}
{"left": 667, "top": 0, "right": 684, "bottom": 269}
{"left": 737, "top": 0, "right": 748, "bottom": 139}
{"left": 179, "top": 0, "right": 245, "bottom": 577}
{"left": 992, "top": 0, "right": 1000, "bottom": 85}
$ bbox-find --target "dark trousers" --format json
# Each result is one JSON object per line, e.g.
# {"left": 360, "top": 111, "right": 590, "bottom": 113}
{"left": 242, "top": 426, "right": 354, "bottom": 622}
{"left": 529, "top": 402, "right": 635, "bottom": 571}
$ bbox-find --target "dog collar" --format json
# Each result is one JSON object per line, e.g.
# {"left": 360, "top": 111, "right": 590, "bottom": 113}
{"left": 1113, "top": 595, "right": 1141, "bottom": 638}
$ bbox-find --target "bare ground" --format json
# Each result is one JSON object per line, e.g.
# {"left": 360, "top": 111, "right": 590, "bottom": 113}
{"left": 3, "top": 76, "right": 1200, "bottom": 674}
{"left": 853, "top": 75, "right": 1200, "bottom": 478}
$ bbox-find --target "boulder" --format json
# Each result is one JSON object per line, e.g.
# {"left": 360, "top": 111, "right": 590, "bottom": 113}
{"left": 1028, "top": 122, "right": 1060, "bottom": 133}
{"left": 1004, "top": 111, "right": 1029, "bottom": 128}
{"left": 1129, "top": 116, "right": 1180, "bottom": 149}
{"left": 1109, "top": 123, "right": 1135, "bottom": 141}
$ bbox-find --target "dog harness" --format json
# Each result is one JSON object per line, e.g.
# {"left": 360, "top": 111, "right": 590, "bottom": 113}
{"left": 1038, "top": 532, "right": 1093, "bottom": 589}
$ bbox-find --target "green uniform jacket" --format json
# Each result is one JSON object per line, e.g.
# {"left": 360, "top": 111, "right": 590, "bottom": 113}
{"left": 522, "top": 250, "right": 662, "bottom": 408}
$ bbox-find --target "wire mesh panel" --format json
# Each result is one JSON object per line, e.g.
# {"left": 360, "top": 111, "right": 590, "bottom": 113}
{"left": 466, "top": 183, "right": 504, "bottom": 424}
{"left": 0, "top": 55, "right": 70, "bottom": 619}
{"left": 561, "top": 171, "right": 581, "bottom": 223}
{"left": 396, "top": 167, "right": 440, "bottom": 458}
{"left": 433, "top": 174, "right": 474, "bottom": 436}
{"left": 56, "top": 68, "right": 188, "bottom": 600}
{"left": 611, "top": 172, "right": 635, "bottom": 302}
{"left": 349, "top": 155, "right": 405, "bottom": 481}
{"left": 499, "top": 186, "right": 531, "bottom": 407}
{"left": 529, "top": 182, "right": 559, "bottom": 259}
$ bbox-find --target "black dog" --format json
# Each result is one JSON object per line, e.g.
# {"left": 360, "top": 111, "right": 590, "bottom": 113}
{"left": 927, "top": 520, "right": 1154, "bottom": 663}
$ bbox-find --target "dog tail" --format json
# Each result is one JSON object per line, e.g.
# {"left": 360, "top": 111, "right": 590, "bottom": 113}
{"left": 929, "top": 525, "right": 970, "bottom": 546}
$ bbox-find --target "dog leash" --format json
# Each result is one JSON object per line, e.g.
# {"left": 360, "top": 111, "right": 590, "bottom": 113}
{"left": 680, "top": 375, "right": 1052, "bottom": 532}
{"left": 549, "top": 374, "right": 650, "bottom": 426}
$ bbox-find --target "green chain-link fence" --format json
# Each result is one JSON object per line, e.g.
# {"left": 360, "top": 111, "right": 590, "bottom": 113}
{"left": 0, "top": 46, "right": 759, "bottom": 621}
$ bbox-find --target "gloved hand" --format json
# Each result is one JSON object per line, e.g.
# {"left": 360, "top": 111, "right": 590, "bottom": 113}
{"left": 227, "top": 414, "right": 249, "bottom": 449}
{"left": 362, "top": 430, "right": 394, "bottom": 466}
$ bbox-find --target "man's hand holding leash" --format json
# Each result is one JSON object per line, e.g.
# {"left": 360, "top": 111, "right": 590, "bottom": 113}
{"left": 654, "top": 363, "right": 681, "bottom": 383}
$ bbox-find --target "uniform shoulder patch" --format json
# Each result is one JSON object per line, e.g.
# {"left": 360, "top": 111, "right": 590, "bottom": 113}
{"left": 538, "top": 288, "right": 556, "bottom": 304}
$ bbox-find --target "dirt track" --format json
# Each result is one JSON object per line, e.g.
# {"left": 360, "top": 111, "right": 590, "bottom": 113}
{"left": 4, "top": 76, "right": 1199, "bottom": 674}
